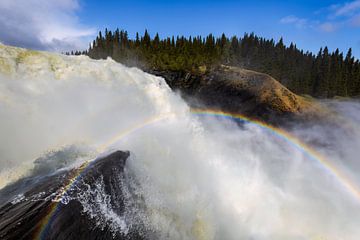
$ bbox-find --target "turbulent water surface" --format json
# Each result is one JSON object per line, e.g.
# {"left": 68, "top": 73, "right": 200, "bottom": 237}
{"left": 0, "top": 44, "right": 360, "bottom": 239}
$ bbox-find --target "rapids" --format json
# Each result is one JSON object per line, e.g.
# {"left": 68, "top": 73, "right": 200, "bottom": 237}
{"left": 0, "top": 44, "right": 360, "bottom": 239}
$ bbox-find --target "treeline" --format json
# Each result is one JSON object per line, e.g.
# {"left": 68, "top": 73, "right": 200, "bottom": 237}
{"left": 64, "top": 50, "right": 87, "bottom": 56}
{"left": 74, "top": 28, "right": 360, "bottom": 97}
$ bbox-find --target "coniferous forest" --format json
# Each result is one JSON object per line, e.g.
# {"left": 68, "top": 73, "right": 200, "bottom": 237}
{"left": 73, "top": 29, "right": 360, "bottom": 98}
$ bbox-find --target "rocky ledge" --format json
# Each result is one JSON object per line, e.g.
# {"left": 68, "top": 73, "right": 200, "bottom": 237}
{"left": 150, "top": 65, "right": 324, "bottom": 125}
{"left": 0, "top": 151, "right": 149, "bottom": 240}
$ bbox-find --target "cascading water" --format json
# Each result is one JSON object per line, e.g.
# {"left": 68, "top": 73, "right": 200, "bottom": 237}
{"left": 0, "top": 44, "right": 360, "bottom": 239}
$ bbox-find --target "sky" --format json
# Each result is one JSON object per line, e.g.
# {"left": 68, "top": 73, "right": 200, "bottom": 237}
{"left": 0, "top": 0, "right": 359, "bottom": 58}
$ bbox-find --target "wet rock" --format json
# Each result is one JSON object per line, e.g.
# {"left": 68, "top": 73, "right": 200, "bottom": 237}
{"left": 150, "top": 65, "right": 324, "bottom": 125}
{"left": 0, "top": 151, "right": 149, "bottom": 240}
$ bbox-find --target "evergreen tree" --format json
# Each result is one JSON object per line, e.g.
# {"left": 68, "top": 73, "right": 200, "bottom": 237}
{"left": 81, "top": 28, "right": 360, "bottom": 97}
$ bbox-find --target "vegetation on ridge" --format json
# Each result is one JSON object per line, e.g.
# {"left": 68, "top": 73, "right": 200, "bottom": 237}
{"left": 70, "top": 29, "right": 360, "bottom": 98}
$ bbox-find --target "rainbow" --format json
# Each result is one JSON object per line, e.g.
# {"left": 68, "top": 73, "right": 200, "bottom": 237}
{"left": 34, "top": 113, "right": 174, "bottom": 240}
{"left": 191, "top": 108, "right": 360, "bottom": 201}
{"left": 35, "top": 108, "right": 360, "bottom": 239}
{"left": 34, "top": 161, "right": 91, "bottom": 240}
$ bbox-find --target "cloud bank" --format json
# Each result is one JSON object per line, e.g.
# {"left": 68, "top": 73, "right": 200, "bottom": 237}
{"left": 280, "top": 15, "right": 308, "bottom": 29}
{"left": 280, "top": 0, "right": 360, "bottom": 33}
{"left": 334, "top": 0, "right": 360, "bottom": 16}
{"left": 0, "top": 0, "right": 95, "bottom": 52}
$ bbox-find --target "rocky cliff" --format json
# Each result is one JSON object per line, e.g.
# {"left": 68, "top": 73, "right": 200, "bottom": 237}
{"left": 0, "top": 151, "right": 149, "bottom": 240}
{"left": 150, "top": 65, "right": 323, "bottom": 124}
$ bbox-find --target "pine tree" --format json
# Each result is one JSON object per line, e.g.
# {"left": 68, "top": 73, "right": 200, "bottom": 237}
{"left": 83, "top": 28, "right": 360, "bottom": 97}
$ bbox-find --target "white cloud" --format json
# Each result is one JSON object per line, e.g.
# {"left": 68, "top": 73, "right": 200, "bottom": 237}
{"left": 319, "top": 22, "right": 337, "bottom": 32}
{"left": 334, "top": 0, "right": 360, "bottom": 16}
{"left": 279, "top": 15, "right": 335, "bottom": 33}
{"left": 280, "top": 1, "right": 360, "bottom": 33}
{"left": 328, "top": 1, "right": 360, "bottom": 29}
{"left": 280, "top": 15, "right": 308, "bottom": 29}
{"left": 0, "top": 0, "right": 96, "bottom": 52}
{"left": 350, "top": 14, "right": 360, "bottom": 26}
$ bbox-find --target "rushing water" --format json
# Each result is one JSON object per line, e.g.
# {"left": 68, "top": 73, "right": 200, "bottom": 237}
{"left": 1, "top": 44, "right": 360, "bottom": 239}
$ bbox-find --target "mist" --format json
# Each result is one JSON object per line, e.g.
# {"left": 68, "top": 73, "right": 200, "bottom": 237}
{"left": 0, "top": 45, "right": 360, "bottom": 239}
{"left": 0, "top": 45, "right": 187, "bottom": 186}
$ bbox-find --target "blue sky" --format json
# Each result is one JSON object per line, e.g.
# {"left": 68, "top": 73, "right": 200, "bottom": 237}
{"left": 0, "top": 0, "right": 359, "bottom": 57}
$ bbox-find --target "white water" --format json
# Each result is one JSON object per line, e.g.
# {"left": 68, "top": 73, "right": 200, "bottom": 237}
{"left": 1, "top": 44, "right": 360, "bottom": 239}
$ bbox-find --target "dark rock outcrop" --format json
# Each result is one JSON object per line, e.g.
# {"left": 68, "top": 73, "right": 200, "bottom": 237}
{"left": 0, "top": 151, "right": 148, "bottom": 240}
{"left": 150, "top": 65, "right": 323, "bottom": 125}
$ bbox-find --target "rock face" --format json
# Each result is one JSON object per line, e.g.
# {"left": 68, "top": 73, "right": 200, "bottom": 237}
{"left": 0, "top": 151, "right": 148, "bottom": 240}
{"left": 151, "top": 65, "right": 321, "bottom": 124}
